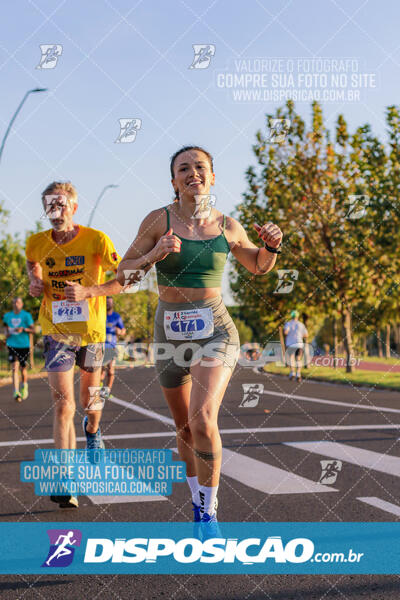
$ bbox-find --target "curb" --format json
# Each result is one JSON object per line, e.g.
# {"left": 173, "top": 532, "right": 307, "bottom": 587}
{"left": 0, "top": 372, "right": 47, "bottom": 387}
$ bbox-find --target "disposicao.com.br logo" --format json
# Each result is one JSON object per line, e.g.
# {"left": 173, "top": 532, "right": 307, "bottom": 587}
{"left": 82, "top": 535, "right": 362, "bottom": 565}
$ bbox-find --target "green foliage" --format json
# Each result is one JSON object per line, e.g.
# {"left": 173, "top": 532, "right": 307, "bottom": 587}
{"left": 0, "top": 204, "right": 42, "bottom": 318}
{"left": 232, "top": 101, "right": 400, "bottom": 370}
{"left": 113, "top": 290, "right": 158, "bottom": 341}
{"left": 231, "top": 316, "right": 253, "bottom": 345}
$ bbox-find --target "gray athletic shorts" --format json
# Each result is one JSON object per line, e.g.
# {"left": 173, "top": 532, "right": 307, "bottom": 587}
{"left": 153, "top": 296, "right": 240, "bottom": 388}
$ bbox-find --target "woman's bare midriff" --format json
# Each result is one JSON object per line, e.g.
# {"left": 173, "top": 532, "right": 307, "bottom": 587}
{"left": 158, "top": 285, "right": 221, "bottom": 303}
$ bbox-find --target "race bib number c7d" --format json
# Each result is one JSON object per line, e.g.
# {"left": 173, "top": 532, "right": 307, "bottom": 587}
{"left": 164, "top": 307, "right": 214, "bottom": 340}
{"left": 52, "top": 300, "right": 89, "bottom": 324}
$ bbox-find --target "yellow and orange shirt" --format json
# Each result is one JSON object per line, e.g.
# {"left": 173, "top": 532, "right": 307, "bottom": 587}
{"left": 26, "top": 226, "right": 120, "bottom": 346}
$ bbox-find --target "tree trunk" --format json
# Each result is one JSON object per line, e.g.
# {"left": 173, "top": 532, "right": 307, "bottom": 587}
{"left": 394, "top": 323, "right": 400, "bottom": 356}
{"left": 29, "top": 333, "right": 34, "bottom": 369}
{"left": 333, "top": 319, "right": 338, "bottom": 369}
{"left": 394, "top": 323, "right": 400, "bottom": 357}
{"left": 278, "top": 326, "right": 286, "bottom": 360}
{"left": 341, "top": 308, "right": 354, "bottom": 373}
{"left": 362, "top": 336, "right": 367, "bottom": 356}
{"left": 377, "top": 330, "right": 383, "bottom": 358}
{"left": 393, "top": 324, "right": 398, "bottom": 352}
{"left": 385, "top": 323, "right": 391, "bottom": 358}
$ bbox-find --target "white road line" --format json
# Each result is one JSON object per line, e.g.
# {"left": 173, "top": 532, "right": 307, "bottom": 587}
{"left": 0, "top": 432, "right": 175, "bottom": 447}
{"left": 3, "top": 394, "right": 399, "bottom": 450}
{"left": 88, "top": 495, "right": 167, "bottom": 505}
{"left": 263, "top": 390, "right": 400, "bottom": 414}
{"left": 357, "top": 496, "right": 400, "bottom": 517}
{"left": 1, "top": 425, "right": 400, "bottom": 448}
{"left": 0, "top": 437, "right": 55, "bottom": 447}
{"left": 108, "top": 396, "right": 174, "bottom": 426}
{"left": 219, "top": 424, "right": 400, "bottom": 433}
{"left": 108, "top": 396, "right": 400, "bottom": 431}
{"left": 286, "top": 441, "right": 400, "bottom": 477}
{"left": 219, "top": 447, "right": 337, "bottom": 495}
{"left": 171, "top": 448, "right": 336, "bottom": 495}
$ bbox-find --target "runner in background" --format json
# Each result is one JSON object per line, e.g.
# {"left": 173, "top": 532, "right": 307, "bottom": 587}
{"left": 101, "top": 296, "right": 126, "bottom": 399}
{"left": 283, "top": 310, "right": 308, "bottom": 382}
{"left": 3, "top": 297, "right": 35, "bottom": 402}
{"left": 26, "top": 181, "right": 122, "bottom": 509}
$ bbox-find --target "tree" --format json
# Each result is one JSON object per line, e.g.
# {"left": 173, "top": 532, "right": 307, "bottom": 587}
{"left": 0, "top": 203, "right": 42, "bottom": 317}
{"left": 113, "top": 270, "right": 159, "bottom": 342}
{"left": 231, "top": 101, "right": 391, "bottom": 372}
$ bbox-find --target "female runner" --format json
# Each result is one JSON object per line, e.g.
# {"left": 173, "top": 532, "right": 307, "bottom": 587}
{"left": 117, "top": 146, "right": 282, "bottom": 530}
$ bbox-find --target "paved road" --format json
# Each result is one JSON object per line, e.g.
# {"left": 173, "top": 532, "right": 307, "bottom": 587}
{"left": 1, "top": 365, "right": 400, "bottom": 599}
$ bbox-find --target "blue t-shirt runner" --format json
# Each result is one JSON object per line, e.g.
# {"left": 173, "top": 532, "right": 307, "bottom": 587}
{"left": 105, "top": 311, "right": 125, "bottom": 349}
{"left": 3, "top": 300, "right": 34, "bottom": 402}
{"left": 101, "top": 301, "right": 125, "bottom": 398}
{"left": 3, "top": 310, "right": 34, "bottom": 348}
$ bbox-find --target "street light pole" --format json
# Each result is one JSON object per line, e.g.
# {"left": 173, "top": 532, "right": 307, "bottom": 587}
{"left": 87, "top": 184, "right": 119, "bottom": 227}
{"left": 0, "top": 87, "right": 47, "bottom": 164}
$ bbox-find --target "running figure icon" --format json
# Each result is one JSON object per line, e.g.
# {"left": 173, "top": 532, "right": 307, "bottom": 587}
{"left": 45, "top": 531, "right": 77, "bottom": 566}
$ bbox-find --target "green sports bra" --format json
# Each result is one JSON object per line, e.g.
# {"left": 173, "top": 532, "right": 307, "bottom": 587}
{"left": 155, "top": 206, "right": 230, "bottom": 288}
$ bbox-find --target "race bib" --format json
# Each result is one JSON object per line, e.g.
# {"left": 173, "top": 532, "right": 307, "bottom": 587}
{"left": 164, "top": 307, "right": 214, "bottom": 340}
{"left": 52, "top": 300, "right": 89, "bottom": 324}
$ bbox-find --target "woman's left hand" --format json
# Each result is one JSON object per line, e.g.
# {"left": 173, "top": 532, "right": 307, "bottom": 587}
{"left": 253, "top": 222, "right": 283, "bottom": 248}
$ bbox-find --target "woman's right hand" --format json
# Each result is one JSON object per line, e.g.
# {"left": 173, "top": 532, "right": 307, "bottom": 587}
{"left": 150, "top": 228, "right": 181, "bottom": 262}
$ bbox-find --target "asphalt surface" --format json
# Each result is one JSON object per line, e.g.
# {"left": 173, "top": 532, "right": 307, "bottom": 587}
{"left": 1, "top": 364, "right": 400, "bottom": 599}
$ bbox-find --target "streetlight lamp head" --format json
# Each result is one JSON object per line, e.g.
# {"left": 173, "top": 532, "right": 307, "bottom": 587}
{"left": 0, "top": 87, "right": 49, "bottom": 164}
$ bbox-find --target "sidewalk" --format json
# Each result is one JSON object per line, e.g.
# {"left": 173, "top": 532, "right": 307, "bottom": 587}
{"left": 309, "top": 356, "right": 400, "bottom": 373}
{"left": 357, "top": 360, "right": 400, "bottom": 373}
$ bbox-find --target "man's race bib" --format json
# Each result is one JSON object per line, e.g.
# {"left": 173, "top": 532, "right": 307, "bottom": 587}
{"left": 164, "top": 307, "right": 214, "bottom": 340}
{"left": 52, "top": 300, "right": 89, "bottom": 324}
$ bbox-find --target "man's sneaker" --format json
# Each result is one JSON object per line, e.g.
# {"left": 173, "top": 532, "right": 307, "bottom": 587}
{"left": 20, "top": 383, "right": 28, "bottom": 400}
{"left": 50, "top": 495, "right": 79, "bottom": 509}
{"left": 200, "top": 512, "right": 222, "bottom": 541}
{"left": 192, "top": 502, "right": 201, "bottom": 522}
{"left": 289, "top": 372, "right": 295, "bottom": 380}
{"left": 83, "top": 416, "right": 105, "bottom": 462}
{"left": 296, "top": 375, "right": 302, "bottom": 382}
{"left": 14, "top": 391, "right": 22, "bottom": 403}
{"left": 83, "top": 416, "right": 105, "bottom": 449}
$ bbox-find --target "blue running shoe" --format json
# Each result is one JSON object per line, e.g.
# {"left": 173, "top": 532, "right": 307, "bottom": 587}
{"left": 200, "top": 512, "right": 222, "bottom": 541}
{"left": 83, "top": 416, "right": 105, "bottom": 462}
{"left": 192, "top": 502, "right": 201, "bottom": 522}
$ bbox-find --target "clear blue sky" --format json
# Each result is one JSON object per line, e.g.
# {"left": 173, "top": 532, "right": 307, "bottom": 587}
{"left": 1, "top": 0, "right": 399, "bottom": 301}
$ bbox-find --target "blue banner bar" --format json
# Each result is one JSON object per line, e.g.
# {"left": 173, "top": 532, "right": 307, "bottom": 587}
{"left": 0, "top": 522, "right": 399, "bottom": 574}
